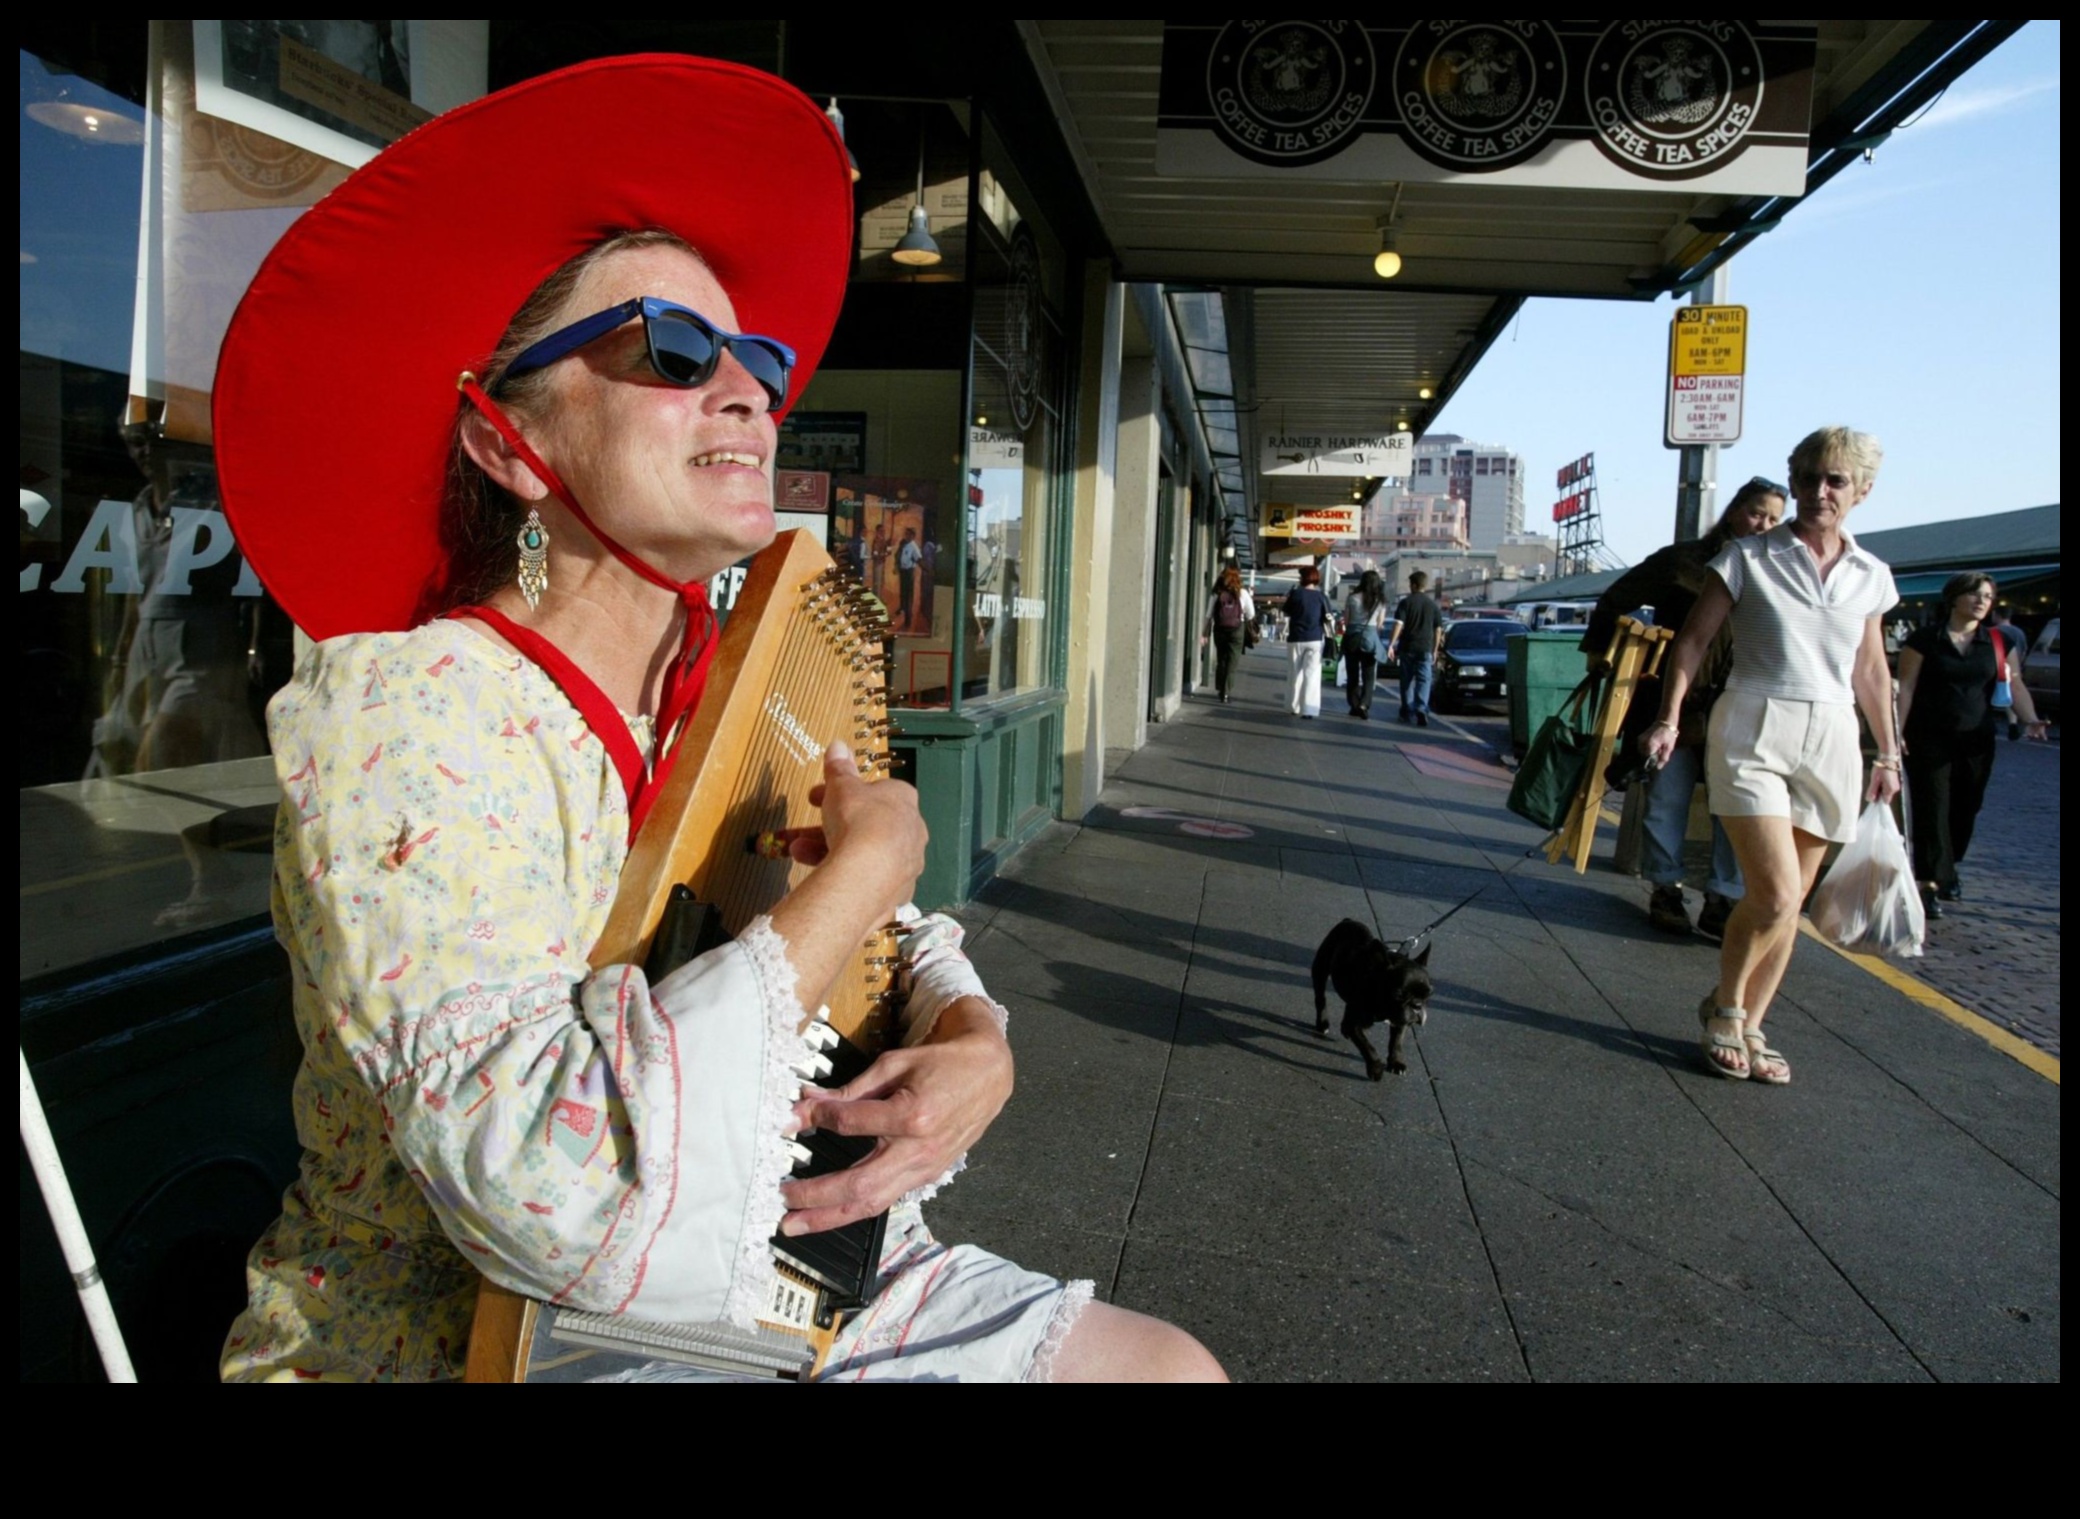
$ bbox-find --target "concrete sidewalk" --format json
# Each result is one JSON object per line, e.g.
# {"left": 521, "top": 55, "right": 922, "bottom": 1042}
{"left": 928, "top": 645, "right": 2061, "bottom": 1382}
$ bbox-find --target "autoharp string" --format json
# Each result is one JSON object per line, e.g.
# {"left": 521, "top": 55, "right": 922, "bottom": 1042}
{"left": 705, "top": 583, "right": 820, "bottom": 927}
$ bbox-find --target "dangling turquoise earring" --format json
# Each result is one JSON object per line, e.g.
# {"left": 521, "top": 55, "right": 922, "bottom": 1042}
{"left": 516, "top": 508, "right": 549, "bottom": 609}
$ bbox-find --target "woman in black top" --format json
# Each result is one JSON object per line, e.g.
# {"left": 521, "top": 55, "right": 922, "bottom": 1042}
{"left": 1284, "top": 564, "right": 1331, "bottom": 717}
{"left": 1895, "top": 572, "right": 2049, "bottom": 917}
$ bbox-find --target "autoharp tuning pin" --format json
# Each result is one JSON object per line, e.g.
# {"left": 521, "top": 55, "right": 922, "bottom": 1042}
{"left": 862, "top": 954, "right": 898, "bottom": 967}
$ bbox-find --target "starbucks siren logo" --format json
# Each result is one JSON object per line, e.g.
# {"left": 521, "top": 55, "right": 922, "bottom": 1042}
{"left": 1205, "top": 20, "right": 1376, "bottom": 168}
{"left": 1395, "top": 21, "right": 1566, "bottom": 172}
{"left": 1006, "top": 228, "right": 1045, "bottom": 431}
{"left": 1586, "top": 21, "right": 1768, "bottom": 180}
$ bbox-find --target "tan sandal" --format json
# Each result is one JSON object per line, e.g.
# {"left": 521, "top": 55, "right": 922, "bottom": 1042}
{"left": 1743, "top": 1030, "right": 1791, "bottom": 1086}
{"left": 1697, "top": 994, "right": 1750, "bottom": 1080}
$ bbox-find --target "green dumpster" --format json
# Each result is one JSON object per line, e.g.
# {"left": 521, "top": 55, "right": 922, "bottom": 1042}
{"left": 1508, "top": 630, "right": 1590, "bottom": 752}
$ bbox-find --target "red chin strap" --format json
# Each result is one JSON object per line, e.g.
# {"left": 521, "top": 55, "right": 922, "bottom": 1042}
{"left": 458, "top": 375, "right": 717, "bottom": 829}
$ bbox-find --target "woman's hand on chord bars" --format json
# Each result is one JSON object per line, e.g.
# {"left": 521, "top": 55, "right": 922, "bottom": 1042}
{"left": 779, "top": 998, "right": 1012, "bottom": 1236}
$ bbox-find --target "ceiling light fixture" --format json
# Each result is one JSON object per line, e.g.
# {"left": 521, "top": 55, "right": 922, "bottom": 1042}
{"left": 1373, "top": 184, "right": 1405, "bottom": 280}
{"left": 1373, "top": 225, "right": 1401, "bottom": 280}
{"left": 891, "top": 116, "right": 943, "bottom": 268}
{"left": 26, "top": 100, "right": 145, "bottom": 145}
{"left": 1418, "top": 385, "right": 1434, "bottom": 401}
{"left": 825, "top": 98, "right": 861, "bottom": 183}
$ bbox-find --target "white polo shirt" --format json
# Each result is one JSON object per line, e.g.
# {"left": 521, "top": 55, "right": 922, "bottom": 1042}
{"left": 1711, "top": 523, "right": 1898, "bottom": 703}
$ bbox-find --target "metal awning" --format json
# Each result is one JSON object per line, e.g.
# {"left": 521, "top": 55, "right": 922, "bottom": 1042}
{"left": 1893, "top": 564, "right": 2062, "bottom": 599}
{"left": 1020, "top": 20, "right": 2021, "bottom": 528}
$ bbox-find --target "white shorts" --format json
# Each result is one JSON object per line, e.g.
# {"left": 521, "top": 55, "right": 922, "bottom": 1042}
{"left": 590, "top": 1205, "right": 1094, "bottom": 1384}
{"left": 1707, "top": 690, "right": 1863, "bottom": 844}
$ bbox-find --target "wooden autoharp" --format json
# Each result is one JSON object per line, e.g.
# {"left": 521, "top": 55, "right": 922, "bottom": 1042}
{"left": 467, "top": 528, "right": 900, "bottom": 1382}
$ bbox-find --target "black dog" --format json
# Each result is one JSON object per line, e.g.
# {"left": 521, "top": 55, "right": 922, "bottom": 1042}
{"left": 1311, "top": 919, "right": 1433, "bottom": 1081}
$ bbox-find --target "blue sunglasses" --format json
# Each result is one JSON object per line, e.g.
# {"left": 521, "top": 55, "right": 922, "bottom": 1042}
{"left": 500, "top": 296, "right": 795, "bottom": 413}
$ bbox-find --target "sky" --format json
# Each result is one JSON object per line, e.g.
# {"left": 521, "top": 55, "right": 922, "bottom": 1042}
{"left": 1425, "top": 20, "right": 2062, "bottom": 568}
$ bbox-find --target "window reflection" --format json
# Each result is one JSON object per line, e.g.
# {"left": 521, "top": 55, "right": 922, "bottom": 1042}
{"left": 21, "top": 38, "right": 300, "bottom": 973}
{"left": 963, "top": 199, "right": 1061, "bottom": 704}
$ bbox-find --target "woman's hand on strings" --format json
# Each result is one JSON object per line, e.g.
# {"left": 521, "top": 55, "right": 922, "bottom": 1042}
{"left": 771, "top": 742, "right": 926, "bottom": 904}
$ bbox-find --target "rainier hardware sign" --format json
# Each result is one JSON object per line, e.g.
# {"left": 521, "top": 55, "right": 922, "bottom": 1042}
{"left": 1157, "top": 19, "right": 1817, "bottom": 195}
{"left": 1260, "top": 431, "right": 1414, "bottom": 477}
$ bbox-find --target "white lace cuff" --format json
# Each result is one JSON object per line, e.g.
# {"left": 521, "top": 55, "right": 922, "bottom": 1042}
{"left": 721, "top": 915, "right": 809, "bottom": 1328}
{"left": 613, "top": 914, "right": 819, "bottom": 1330}
{"left": 1026, "top": 1278, "right": 1096, "bottom": 1383}
{"left": 894, "top": 909, "right": 1006, "bottom": 1047}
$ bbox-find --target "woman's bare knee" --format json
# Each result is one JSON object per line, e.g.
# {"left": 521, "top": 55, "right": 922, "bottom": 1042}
{"left": 1044, "top": 1300, "right": 1227, "bottom": 1383}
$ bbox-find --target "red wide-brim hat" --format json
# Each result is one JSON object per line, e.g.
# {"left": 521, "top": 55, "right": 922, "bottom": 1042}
{"left": 214, "top": 54, "right": 854, "bottom": 640}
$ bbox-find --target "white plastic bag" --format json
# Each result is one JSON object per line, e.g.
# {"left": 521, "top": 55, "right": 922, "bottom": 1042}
{"left": 1809, "top": 800, "right": 1925, "bottom": 958}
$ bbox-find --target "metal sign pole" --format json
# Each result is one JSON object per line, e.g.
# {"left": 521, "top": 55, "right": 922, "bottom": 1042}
{"left": 1672, "top": 266, "right": 1730, "bottom": 542}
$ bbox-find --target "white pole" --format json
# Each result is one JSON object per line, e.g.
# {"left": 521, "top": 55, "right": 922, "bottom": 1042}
{"left": 20, "top": 1048, "right": 138, "bottom": 1382}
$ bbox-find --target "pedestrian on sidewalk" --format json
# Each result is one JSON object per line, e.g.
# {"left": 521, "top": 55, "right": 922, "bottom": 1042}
{"left": 1988, "top": 601, "right": 2033, "bottom": 740}
{"left": 1385, "top": 570, "right": 1443, "bottom": 726}
{"left": 1285, "top": 564, "right": 1331, "bottom": 717}
{"left": 1895, "top": 572, "right": 2050, "bottom": 919}
{"left": 1207, "top": 565, "right": 1253, "bottom": 704}
{"left": 1641, "top": 426, "right": 1904, "bottom": 1086}
{"left": 1584, "top": 477, "right": 1784, "bottom": 937}
{"left": 1340, "top": 569, "right": 1390, "bottom": 718}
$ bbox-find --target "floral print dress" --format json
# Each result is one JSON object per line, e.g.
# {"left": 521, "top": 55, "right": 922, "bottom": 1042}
{"left": 222, "top": 622, "right": 1086, "bottom": 1382}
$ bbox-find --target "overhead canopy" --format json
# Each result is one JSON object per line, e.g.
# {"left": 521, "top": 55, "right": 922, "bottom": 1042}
{"left": 1893, "top": 564, "right": 2061, "bottom": 599}
{"left": 1018, "top": 21, "right": 2022, "bottom": 524}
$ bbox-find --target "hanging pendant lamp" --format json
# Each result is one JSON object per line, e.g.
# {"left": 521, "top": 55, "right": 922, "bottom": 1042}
{"left": 891, "top": 115, "right": 942, "bottom": 267}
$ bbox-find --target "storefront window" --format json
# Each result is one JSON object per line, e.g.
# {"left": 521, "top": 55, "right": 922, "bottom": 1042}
{"left": 20, "top": 27, "right": 487, "bottom": 978}
{"left": 962, "top": 125, "right": 1065, "bottom": 705}
{"left": 784, "top": 372, "right": 964, "bottom": 707}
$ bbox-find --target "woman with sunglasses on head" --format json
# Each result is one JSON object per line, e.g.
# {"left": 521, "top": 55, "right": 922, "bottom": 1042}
{"left": 214, "top": 58, "right": 1220, "bottom": 1383}
{"left": 1894, "top": 573, "right": 2049, "bottom": 920}
{"left": 1584, "top": 477, "right": 1785, "bottom": 938}
{"left": 1641, "top": 429, "right": 1902, "bottom": 1085}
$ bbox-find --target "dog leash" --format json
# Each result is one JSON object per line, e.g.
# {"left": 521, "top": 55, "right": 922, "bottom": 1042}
{"left": 1386, "top": 885, "right": 1486, "bottom": 955}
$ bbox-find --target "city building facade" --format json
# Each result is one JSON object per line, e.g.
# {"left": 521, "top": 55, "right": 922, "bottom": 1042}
{"left": 1409, "top": 434, "right": 1525, "bottom": 551}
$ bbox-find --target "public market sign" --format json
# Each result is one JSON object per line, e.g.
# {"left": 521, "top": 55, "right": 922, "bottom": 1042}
{"left": 1260, "top": 432, "right": 1413, "bottom": 477}
{"left": 1664, "top": 303, "right": 1746, "bottom": 446}
{"left": 1262, "top": 503, "right": 1361, "bottom": 539}
{"left": 1157, "top": 20, "right": 1816, "bottom": 195}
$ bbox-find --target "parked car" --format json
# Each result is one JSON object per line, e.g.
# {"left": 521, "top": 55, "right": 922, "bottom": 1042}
{"left": 1434, "top": 618, "right": 1524, "bottom": 711}
{"left": 2022, "top": 616, "right": 2058, "bottom": 722}
{"left": 1518, "top": 599, "right": 1599, "bottom": 630}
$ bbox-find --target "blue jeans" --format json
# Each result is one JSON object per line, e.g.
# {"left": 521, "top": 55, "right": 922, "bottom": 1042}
{"left": 1640, "top": 743, "right": 1742, "bottom": 899}
{"left": 1397, "top": 654, "right": 1434, "bottom": 719}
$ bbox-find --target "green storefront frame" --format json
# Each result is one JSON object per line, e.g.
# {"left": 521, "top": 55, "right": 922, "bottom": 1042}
{"left": 894, "top": 690, "right": 1066, "bottom": 908}
{"left": 871, "top": 108, "right": 1073, "bottom": 911}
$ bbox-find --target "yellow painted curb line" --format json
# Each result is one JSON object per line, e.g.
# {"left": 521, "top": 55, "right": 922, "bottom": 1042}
{"left": 1799, "top": 921, "right": 2059, "bottom": 1085}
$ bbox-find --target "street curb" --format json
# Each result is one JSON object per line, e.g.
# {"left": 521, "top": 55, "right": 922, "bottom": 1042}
{"left": 1798, "top": 920, "right": 2061, "bottom": 1085}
